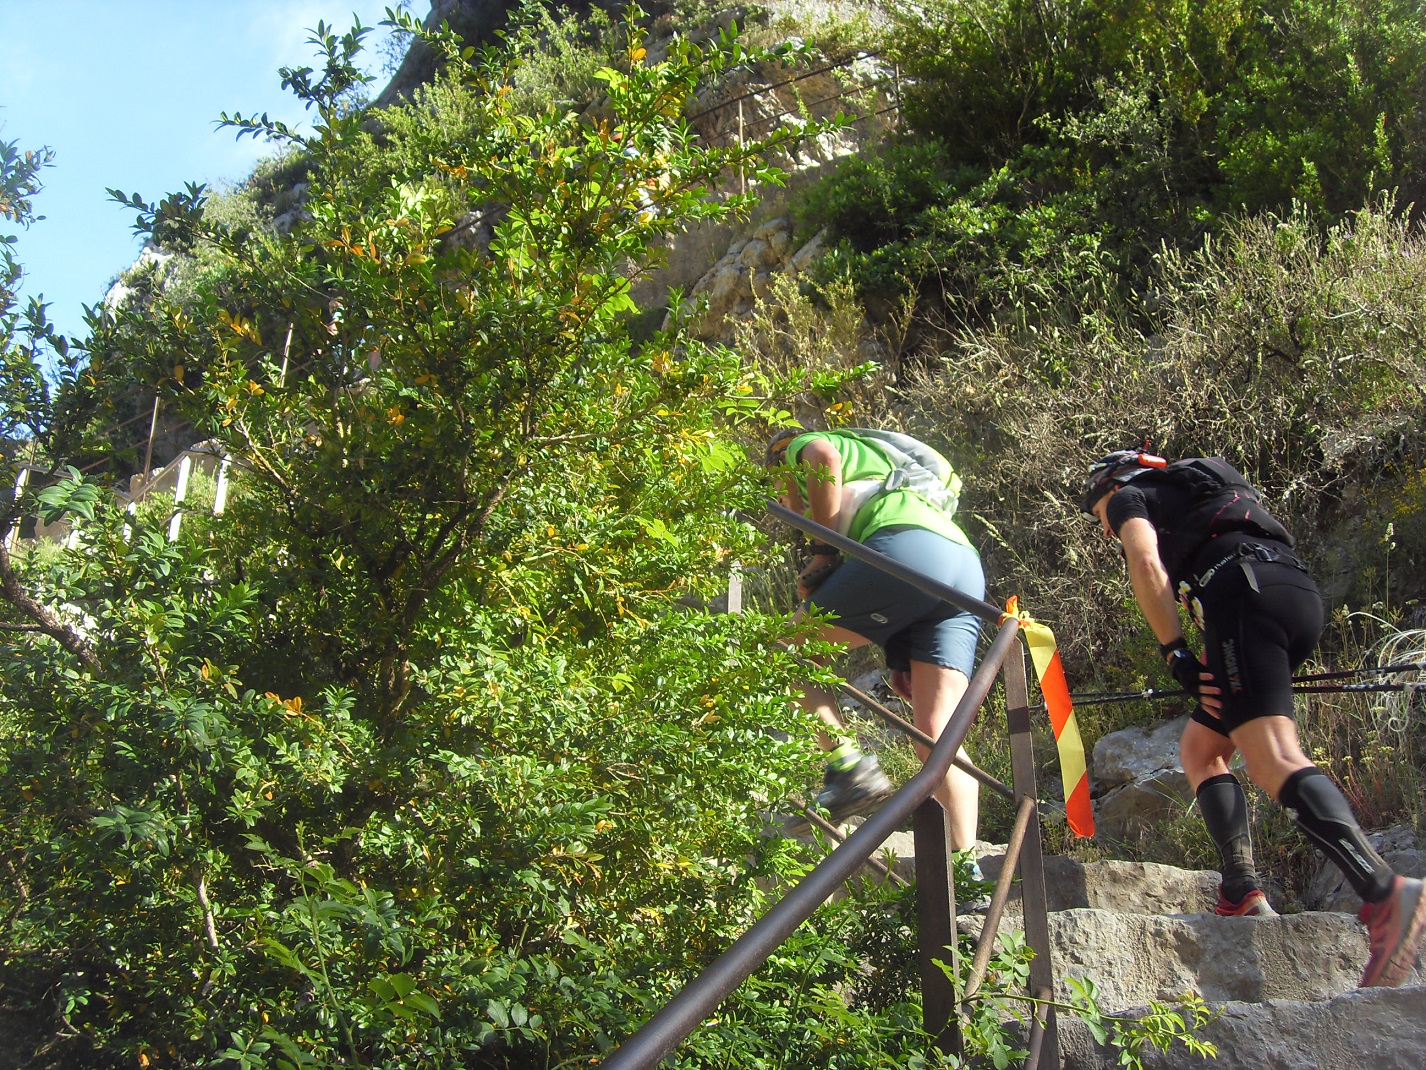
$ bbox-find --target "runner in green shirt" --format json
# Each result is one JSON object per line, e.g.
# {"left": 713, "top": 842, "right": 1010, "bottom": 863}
{"left": 770, "top": 429, "right": 984, "bottom": 850}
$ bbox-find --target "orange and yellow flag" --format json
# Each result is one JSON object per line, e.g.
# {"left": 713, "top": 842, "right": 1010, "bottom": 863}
{"left": 1002, "top": 597, "right": 1094, "bottom": 838}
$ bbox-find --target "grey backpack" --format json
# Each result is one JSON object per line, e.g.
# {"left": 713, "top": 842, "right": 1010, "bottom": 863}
{"left": 833, "top": 428, "right": 963, "bottom": 534}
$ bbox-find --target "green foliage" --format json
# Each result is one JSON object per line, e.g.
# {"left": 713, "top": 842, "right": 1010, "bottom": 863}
{"left": 805, "top": 0, "right": 1426, "bottom": 319}
{"left": 1293, "top": 613, "right": 1426, "bottom": 835}
{"left": 0, "top": 139, "right": 77, "bottom": 452}
{"left": 502, "top": 2, "right": 628, "bottom": 115}
{"left": 0, "top": 452, "right": 852, "bottom": 1067}
{"left": 1062, "top": 979, "right": 1219, "bottom": 1069}
{"left": 34, "top": 465, "right": 100, "bottom": 524}
{"left": 0, "top": 11, "right": 936, "bottom": 1068}
{"left": 891, "top": 0, "right": 1426, "bottom": 214}
{"left": 801, "top": 133, "right": 1131, "bottom": 321}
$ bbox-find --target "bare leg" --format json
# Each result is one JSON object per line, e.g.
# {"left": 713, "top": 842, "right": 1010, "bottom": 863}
{"left": 1228, "top": 716, "right": 1313, "bottom": 799}
{"left": 789, "top": 606, "right": 872, "bottom": 751}
{"left": 907, "top": 660, "right": 979, "bottom": 851}
{"left": 1180, "top": 717, "right": 1238, "bottom": 792}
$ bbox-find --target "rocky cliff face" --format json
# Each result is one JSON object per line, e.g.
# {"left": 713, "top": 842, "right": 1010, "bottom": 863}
{"left": 374, "top": 1, "right": 892, "bottom": 340}
{"left": 375, "top": 0, "right": 528, "bottom": 106}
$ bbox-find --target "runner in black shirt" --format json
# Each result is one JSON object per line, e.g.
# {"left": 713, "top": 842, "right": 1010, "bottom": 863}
{"left": 1081, "top": 450, "right": 1426, "bottom": 988}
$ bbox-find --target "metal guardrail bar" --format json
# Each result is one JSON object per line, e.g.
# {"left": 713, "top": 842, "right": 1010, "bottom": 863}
{"left": 600, "top": 617, "right": 1023, "bottom": 1070}
{"left": 838, "top": 680, "right": 1016, "bottom": 801}
{"left": 768, "top": 500, "right": 1005, "bottom": 624}
{"left": 963, "top": 794, "right": 1035, "bottom": 1001}
{"left": 791, "top": 802, "right": 908, "bottom": 888}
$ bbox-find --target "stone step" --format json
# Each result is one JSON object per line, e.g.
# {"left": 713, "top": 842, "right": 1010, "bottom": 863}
{"left": 1057, "top": 985, "right": 1426, "bottom": 1070}
{"left": 1032, "top": 908, "right": 1421, "bottom": 1014}
{"left": 872, "top": 837, "right": 1222, "bottom": 916}
{"left": 978, "top": 853, "right": 1220, "bottom": 917}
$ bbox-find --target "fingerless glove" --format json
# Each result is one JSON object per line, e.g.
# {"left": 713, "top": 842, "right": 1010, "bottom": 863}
{"left": 798, "top": 554, "right": 842, "bottom": 594}
{"left": 1167, "top": 648, "right": 1203, "bottom": 698}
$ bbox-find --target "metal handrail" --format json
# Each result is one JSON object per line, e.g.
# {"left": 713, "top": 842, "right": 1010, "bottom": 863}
{"left": 789, "top": 800, "right": 909, "bottom": 887}
{"left": 837, "top": 678, "right": 1016, "bottom": 800}
{"left": 600, "top": 616, "right": 1023, "bottom": 1070}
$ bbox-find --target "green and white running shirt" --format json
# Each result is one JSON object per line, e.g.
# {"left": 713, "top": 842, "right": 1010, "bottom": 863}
{"left": 785, "top": 431, "right": 973, "bottom": 548}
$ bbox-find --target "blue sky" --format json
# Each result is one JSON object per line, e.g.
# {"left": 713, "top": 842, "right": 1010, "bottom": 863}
{"left": 1, "top": 1, "right": 408, "bottom": 344}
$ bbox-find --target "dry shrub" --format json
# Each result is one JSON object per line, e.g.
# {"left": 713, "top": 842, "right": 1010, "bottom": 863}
{"left": 732, "top": 271, "right": 909, "bottom": 430}
{"left": 891, "top": 198, "right": 1426, "bottom": 679}
{"left": 1295, "top": 614, "right": 1426, "bottom": 830}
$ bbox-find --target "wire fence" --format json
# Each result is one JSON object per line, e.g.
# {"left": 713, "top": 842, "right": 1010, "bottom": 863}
{"left": 688, "top": 50, "right": 885, "bottom": 121}
{"left": 1066, "top": 658, "right": 1426, "bottom": 709}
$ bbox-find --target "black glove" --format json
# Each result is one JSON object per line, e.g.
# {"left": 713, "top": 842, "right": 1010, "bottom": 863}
{"left": 1167, "top": 648, "right": 1205, "bottom": 699}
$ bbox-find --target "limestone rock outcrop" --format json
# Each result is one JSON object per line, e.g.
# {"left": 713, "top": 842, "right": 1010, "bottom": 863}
{"left": 1061, "top": 988, "right": 1426, "bottom": 1070}
{"left": 1090, "top": 714, "right": 1195, "bottom": 844}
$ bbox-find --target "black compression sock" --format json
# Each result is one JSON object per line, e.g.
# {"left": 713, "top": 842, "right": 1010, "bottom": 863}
{"left": 1196, "top": 773, "right": 1260, "bottom": 902}
{"left": 1278, "top": 766, "right": 1395, "bottom": 903}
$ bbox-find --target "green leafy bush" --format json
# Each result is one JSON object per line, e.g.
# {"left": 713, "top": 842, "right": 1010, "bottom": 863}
{"left": 803, "top": 0, "right": 1426, "bottom": 320}
{"left": 0, "top": 13, "right": 916, "bottom": 1068}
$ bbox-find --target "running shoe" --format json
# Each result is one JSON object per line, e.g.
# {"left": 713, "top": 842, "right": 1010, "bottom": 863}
{"left": 815, "top": 754, "right": 895, "bottom": 824}
{"left": 1359, "top": 875, "right": 1426, "bottom": 988}
{"left": 1214, "top": 886, "right": 1277, "bottom": 917}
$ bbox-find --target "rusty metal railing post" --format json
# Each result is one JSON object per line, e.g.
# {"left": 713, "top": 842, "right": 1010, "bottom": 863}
{"left": 914, "top": 799, "right": 961, "bottom": 1055}
{"left": 1002, "top": 642, "right": 1060, "bottom": 1067}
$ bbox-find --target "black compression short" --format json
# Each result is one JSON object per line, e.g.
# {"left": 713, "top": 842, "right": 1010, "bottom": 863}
{"left": 1189, "top": 558, "right": 1324, "bottom": 737}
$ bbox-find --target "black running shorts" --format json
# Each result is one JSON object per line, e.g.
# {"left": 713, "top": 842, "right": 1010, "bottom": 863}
{"left": 1189, "top": 559, "right": 1324, "bottom": 737}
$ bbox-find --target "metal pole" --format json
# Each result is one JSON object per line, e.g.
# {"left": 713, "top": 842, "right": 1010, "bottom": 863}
{"left": 1004, "top": 648, "right": 1059, "bottom": 1068}
{"left": 792, "top": 804, "right": 906, "bottom": 887}
{"left": 915, "top": 798, "right": 961, "bottom": 1055}
{"left": 141, "top": 394, "right": 160, "bottom": 481}
{"left": 962, "top": 794, "right": 1035, "bottom": 1001}
{"left": 1021, "top": 987, "right": 1052, "bottom": 1070}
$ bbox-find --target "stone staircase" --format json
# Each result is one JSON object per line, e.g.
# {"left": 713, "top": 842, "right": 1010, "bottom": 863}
{"left": 873, "top": 834, "right": 1426, "bottom": 1068}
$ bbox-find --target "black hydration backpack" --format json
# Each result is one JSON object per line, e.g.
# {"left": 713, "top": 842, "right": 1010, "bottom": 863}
{"left": 1136, "top": 457, "right": 1294, "bottom": 577}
